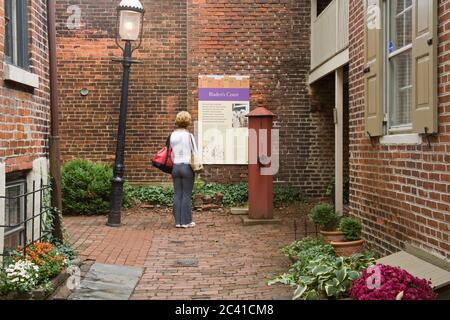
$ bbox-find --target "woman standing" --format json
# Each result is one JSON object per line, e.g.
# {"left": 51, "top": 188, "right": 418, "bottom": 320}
{"left": 170, "top": 111, "right": 198, "bottom": 228}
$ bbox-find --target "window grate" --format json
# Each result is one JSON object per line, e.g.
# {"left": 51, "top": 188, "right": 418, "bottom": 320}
{"left": 0, "top": 180, "right": 52, "bottom": 261}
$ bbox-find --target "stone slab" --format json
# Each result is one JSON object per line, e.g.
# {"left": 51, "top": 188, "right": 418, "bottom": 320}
{"left": 68, "top": 263, "right": 143, "bottom": 300}
{"left": 230, "top": 207, "right": 249, "bottom": 215}
{"left": 377, "top": 251, "right": 450, "bottom": 290}
{"left": 241, "top": 216, "right": 281, "bottom": 226}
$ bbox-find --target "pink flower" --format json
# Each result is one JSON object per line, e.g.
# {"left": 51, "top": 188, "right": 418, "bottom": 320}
{"left": 350, "top": 264, "right": 436, "bottom": 300}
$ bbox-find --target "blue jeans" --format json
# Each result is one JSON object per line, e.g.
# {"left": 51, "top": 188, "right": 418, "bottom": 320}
{"left": 172, "top": 164, "right": 194, "bottom": 225}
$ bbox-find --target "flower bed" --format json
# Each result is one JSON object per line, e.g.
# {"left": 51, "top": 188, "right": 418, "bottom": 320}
{"left": 0, "top": 242, "right": 77, "bottom": 300}
{"left": 270, "top": 238, "right": 437, "bottom": 300}
{"left": 269, "top": 237, "right": 376, "bottom": 300}
{"left": 350, "top": 264, "right": 436, "bottom": 300}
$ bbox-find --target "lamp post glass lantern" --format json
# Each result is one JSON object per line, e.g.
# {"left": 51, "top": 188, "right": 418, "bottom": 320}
{"left": 108, "top": 0, "right": 144, "bottom": 227}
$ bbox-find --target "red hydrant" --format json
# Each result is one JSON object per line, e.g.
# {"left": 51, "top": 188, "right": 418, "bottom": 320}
{"left": 247, "top": 107, "right": 276, "bottom": 220}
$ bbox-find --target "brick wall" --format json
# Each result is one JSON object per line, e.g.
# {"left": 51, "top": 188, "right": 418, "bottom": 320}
{"left": 56, "top": 0, "right": 335, "bottom": 196}
{"left": 348, "top": 0, "right": 450, "bottom": 260}
{"left": 56, "top": 0, "right": 188, "bottom": 183}
{"left": 0, "top": 0, "right": 50, "bottom": 174}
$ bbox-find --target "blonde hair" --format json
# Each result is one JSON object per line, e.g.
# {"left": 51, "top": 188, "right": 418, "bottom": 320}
{"left": 175, "top": 111, "right": 192, "bottom": 128}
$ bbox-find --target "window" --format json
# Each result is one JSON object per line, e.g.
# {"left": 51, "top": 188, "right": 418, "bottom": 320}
{"left": 385, "top": 0, "right": 413, "bottom": 130}
{"left": 4, "top": 0, "right": 29, "bottom": 70}
{"left": 386, "top": 0, "right": 413, "bottom": 130}
{"left": 364, "top": 0, "right": 437, "bottom": 137}
{"left": 3, "top": 181, "right": 26, "bottom": 252}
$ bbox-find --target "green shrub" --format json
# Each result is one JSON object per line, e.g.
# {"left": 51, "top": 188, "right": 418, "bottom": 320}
{"left": 194, "top": 182, "right": 248, "bottom": 207}
{"left": 61, "top": 159, "right": 134, "bottom": 215}
{"left": 340, "top": 217, "right": 362, "bottom": 241}
{"left": 308, "top": 203, "right": 340, "bottom": 231}
{"left": 61, "top": 159, "right": 112, "bottom": 215}
{"left": 120, "top": 178, "right": 303, "bottom": 209}
{"left": 130, "top": 179, "right": 249, "bottom": 208}
{"left": 128, "top": 185, "right": 174, "bottom": 207}
{"left": 273, "top": 185, "right": 303, "bottom": 206}
{"left": 281, "top": 237, "right": 328, "bottom": 258}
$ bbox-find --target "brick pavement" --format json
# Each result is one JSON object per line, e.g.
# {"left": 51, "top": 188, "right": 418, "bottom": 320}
{"left": 64, "top": 205, "right": 313, "bottom": 300}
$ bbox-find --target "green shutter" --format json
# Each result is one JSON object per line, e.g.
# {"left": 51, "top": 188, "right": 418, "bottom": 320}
{"left": 364, "top": 0, "right": 384, "bottom": 137}
{"left": 411, "top": 0, "right": 438, "bottom": 134}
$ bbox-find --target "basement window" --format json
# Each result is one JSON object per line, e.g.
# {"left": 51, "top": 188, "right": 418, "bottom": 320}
{"left": 3, "top": 180, "right": 26, "bottom": 252}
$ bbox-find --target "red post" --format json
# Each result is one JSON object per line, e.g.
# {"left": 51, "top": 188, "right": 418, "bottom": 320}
{"left": 247, "top": 107, "right": 276, "bottom": 220}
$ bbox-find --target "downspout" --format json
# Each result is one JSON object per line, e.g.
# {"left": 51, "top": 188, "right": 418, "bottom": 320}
{"left": 47, "top": 0, "right": 63, "bottom": 241}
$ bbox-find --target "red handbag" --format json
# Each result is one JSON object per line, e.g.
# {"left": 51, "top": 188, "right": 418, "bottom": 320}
{"left": 152, "top": 134, "right": 173, "bottom": 174}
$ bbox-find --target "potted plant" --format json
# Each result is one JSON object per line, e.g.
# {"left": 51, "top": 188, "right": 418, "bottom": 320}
{"left": 309, "top": 203, "right": 343, "bottom": 243}
{"left": 331, "top": 217, "right": 364, "bottom": 256}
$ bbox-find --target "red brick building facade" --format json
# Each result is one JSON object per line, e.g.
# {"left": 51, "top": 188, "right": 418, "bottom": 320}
{"left": 0, "top": 0, "right": 50, "bottom": 256}
{"left": 347, "top": 0, "right": 449, "bottom": 260}
{"left": 0, "top": 0, "right": 50, "bottom": 173}
{"left": 54, "top": 0, "right": 449, "bottom": 261}
{"left": 55, "top": 0, "right": 335, "bottom": 197}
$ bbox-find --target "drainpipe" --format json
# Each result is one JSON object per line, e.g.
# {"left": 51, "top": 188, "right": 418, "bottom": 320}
{"left": 47, "top": 0, "right": 63, "bottom": 241}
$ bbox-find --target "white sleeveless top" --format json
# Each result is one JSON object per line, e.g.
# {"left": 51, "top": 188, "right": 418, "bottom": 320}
{"left": 170, "top": 130, "right": 198, "bottom": 164}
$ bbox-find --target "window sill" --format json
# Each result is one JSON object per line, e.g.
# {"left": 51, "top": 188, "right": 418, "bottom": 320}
{"left": 3, "top": 63, "right": 39, "bottom": 89}
{"left": 379, "top": 133, "right": 422, "bottom": 145}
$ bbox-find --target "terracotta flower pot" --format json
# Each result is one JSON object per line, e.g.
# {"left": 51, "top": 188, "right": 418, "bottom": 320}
{"left": 320, "top": 230, "right": 345, "bottom": 243}
{"left": 331, "top": 239, "right": 364, "bottom": 257}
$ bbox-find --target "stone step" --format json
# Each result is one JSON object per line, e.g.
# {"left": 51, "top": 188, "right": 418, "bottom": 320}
{"left": 230, "top": 207, "right": 249, "bottom": 215}
{"left": 68, "top": 263, "right": 144, "bottom": 300}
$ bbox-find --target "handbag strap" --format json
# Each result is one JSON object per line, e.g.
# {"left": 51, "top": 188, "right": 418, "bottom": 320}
{"left": 188, "top": 134, "right": 193, "bottom": 152}
{"left": 165, "top": 134, "right": 171, "bottom": 148}
{"left": 164, "top": 133, "right": 172, "bottom": 164}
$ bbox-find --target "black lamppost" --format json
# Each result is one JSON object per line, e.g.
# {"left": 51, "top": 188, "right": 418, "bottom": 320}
{"left": 108, "top": 0, "right": 145, "bottom": 227}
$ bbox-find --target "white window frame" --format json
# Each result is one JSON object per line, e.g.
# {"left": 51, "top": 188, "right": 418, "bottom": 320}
{"left": 384, "top": 0, "right": 414, "bottom": 133}
{"left": 3, "top": 0, "right": 39, "bottom": 89}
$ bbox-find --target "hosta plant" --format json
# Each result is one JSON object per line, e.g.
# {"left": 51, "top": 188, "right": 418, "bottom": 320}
{"left": 292, "top": 253, "right": 376, "bottom": 300}
{"left": 281, "top": 237, "right": 329, "bottom": 259}
{"left": 269, "top": 249, "right": 376, "bottom": 300}
{"left": 271, "top": 238, "right": 335, "bottom": 286}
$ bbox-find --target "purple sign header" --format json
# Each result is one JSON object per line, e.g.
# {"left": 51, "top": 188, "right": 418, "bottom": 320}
{"left": 199, "top": 88, "right": 250, "bottom": 102}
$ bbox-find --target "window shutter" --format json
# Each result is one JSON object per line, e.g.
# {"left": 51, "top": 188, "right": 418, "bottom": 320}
{"left": 364, "top": 0, "right": 384, "bottom": 137}
{"left": 411, "top": 0, "right": 438, "bottom": 134}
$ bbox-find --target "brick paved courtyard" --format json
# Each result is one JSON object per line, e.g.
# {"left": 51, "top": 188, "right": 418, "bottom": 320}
{"left": 64, "top": 205, "right": 313, "bottom": 300}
